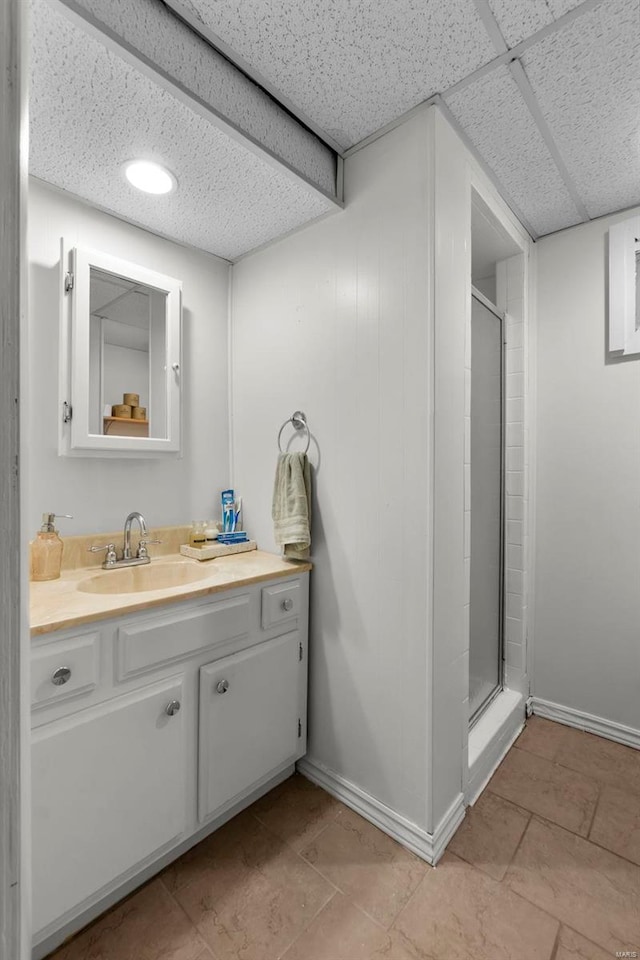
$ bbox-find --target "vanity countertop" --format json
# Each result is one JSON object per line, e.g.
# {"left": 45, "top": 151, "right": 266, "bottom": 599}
{"left": 31, "top": 550, "right": 312, "bottom": 636}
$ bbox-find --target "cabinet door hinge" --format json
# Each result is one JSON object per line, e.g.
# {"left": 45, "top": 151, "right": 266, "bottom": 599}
{"left": 62, "top": 401, "right": 72, "bottom": 423}
{"left": 298, "top": 642, "right": 303, "bottom": 662}
{"left": 297, "top": 718, "right": 302, "bottom": 738}
{"left": 64, "top": 271, "right": 74, "bottom": 293}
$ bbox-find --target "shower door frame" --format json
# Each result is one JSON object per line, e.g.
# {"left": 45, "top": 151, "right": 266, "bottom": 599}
{"left": 469, "top": 285, "right": 507, "bottom": 728}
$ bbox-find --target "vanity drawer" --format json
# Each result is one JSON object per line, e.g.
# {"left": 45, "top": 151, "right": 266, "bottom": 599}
{"left": 31, "top": 632, "right": 100, "bottom": 710}
{"left": 117, "top": 594, "right": 251, "bottom": 680}
{"left": 261, "top": 580, "right": 301, "bottom": 629}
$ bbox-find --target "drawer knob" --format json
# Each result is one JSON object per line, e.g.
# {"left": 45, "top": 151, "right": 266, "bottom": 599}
{"left": 165, "top": 700, "right": 181, "bottom": 716}
{"left": 216, "top": 679, "right": 230, "bottom": 694}
{"left": 52, "top": 666, "right": 71, "bottom": 686}
{"left": 281, "top": 598, "right": 294, "bottom": 612}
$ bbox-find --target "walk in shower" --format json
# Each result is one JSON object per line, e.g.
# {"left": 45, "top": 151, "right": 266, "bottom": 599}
{"left": 469, "top": 289, "right": 505, "bottom": 724}
{"left": 465, "top": 188, "right": 528, "bottom": 799}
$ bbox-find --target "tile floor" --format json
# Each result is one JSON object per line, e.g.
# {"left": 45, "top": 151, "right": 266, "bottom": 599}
{"left": 48, "top": 716, "right": 640, "bottom": 960}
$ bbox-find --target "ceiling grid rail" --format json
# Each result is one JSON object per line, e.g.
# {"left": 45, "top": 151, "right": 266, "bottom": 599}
{"left": 466, "top": 0, "right": 596, "bottom": 228}
{"left": 443, "top": 0, "right": 605, "bottom": 102}
{"left": 341, "top": 0, "right": 606, "bottom": 173}
{"left": 507, "top": 59, "right": 589, "bottom": 223}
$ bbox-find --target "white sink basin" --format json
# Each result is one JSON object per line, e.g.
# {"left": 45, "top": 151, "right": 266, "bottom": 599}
{"left": 78, "top": 561, "right": 211, "bottom": 595}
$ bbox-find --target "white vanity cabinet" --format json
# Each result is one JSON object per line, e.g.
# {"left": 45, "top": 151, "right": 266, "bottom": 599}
{"left": 199, "top": 631, "right": 303, "bottom": 820}
{"left": 32, "top": 676, "right": 187, "bottom": 934}
{"left": 31, "top": 571, "right": 309, "bottom": 959}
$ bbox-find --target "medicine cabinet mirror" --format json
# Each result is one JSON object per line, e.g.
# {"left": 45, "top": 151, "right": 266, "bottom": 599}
{"left": 59, "top": 243, "right": 182, "bottom": 456}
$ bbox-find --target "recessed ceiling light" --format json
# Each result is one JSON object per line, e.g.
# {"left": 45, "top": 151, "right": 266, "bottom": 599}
{"left": 123, "top": 160, "right": 177, "bottom": 195}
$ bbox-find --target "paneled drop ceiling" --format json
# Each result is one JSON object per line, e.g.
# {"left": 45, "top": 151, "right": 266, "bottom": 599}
{"left": 28, "top": 0, "right": 338, "bottom": 261}
{"left": 169, "top": 0, "right": 640, "bottom": 239}
{"left": 30, "top": 0, "right": 640, "bottom": 254}
{"left": 171, "top": 0, "right": 497, "bottom": 148}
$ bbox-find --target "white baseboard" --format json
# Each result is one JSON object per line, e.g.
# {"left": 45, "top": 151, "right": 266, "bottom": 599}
{"left": 467, "top": 689, "right": 525, "bottom": 805}
{"left": 531, "top": 697, "right": 640, "bottom": 750}
{"left": 297, "top": 757, "right": 465, "bottom": 865}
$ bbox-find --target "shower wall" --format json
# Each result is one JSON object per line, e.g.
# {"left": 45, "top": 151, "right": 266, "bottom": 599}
{"left": 464, "top": 249, "right": 530, "bottom": 799}
{"left": 496, "top": 255, "right": 529, "bottom": 698}
{"left": 469, "top": 295, "right": 503, "bottom": 721}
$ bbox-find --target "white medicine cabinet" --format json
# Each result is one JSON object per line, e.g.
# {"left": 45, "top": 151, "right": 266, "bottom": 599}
{"left": 59, "top": 242, "right": 182, "bottom": 456}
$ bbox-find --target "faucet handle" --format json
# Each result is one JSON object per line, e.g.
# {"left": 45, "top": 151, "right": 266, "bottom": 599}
{"left": 88, "top": 543, "right": 117, "bottom": 566}
{"left": 137, "top": 538, "right": 162, "bottom": 559}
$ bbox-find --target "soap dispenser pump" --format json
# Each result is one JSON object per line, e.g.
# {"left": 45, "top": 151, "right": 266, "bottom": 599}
{"left": 30, "top": 513, "right": 72, "bottom": 582}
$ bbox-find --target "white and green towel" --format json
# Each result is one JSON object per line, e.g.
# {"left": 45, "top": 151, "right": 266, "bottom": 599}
{"left": 272, "top": 452, "right": 311, "bottom": 560}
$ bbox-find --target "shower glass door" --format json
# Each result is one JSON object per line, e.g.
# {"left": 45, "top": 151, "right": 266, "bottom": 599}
{"left": 469, "top": 292, "right": 504, "bottom": 724}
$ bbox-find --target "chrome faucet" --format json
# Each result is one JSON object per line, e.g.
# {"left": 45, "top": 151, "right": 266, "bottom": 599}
{"left": 123, "top": 511, "right": 148, "bottom": 560}
{"left": 88, "top": 511, "right": 162, "bottom": 569}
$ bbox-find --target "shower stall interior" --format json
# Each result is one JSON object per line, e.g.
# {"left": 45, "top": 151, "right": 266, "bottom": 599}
{"left": 469, "top": 289, "right": 505, "bottom": 724}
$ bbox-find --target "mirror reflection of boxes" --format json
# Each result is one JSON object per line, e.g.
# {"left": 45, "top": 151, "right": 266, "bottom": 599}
{"left": 103, "top": 392, "right": 149, "bottom": 437}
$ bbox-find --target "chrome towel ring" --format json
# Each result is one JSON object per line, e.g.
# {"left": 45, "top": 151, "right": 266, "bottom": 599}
{"left": 277, "top": 410, "right": 310, "bottom": 454}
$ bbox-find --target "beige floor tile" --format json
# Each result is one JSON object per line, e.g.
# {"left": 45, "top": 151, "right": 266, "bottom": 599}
{"left": 488, "top": 746, "right": 599, "bottom": 836}
{"left": 162, "top": 810, "right": 281, "bottom": 895}
{"left": 393, "top": 851, "right": 558, "bottom": 960}
{"left": 172, "top": 813, "right": 334, "bottom": 960}
{"left": 281, "top": 892, "right": 416, "bottom": 960}
{"left": 448, "top": 791, "right": 530, "bottom": 880}
{"left": 299, "top": 806, "right": 427, "bottom": 928}
{"left": 516, "top": 716, "right": 574, "bottom": 761}
{"left": 554, "top": 926, "right": 612, "bottom": 960}
{"left": 48, "top": 879, "right": 207, "bottom": 960}
{"left": 589, "top": 784, "right": 640, "bottom": 865}
{"left": 506, "top": 816, "right": 640, "bottom": 954}
{"left": 554, "top": 728, "right": 640, "bottom": 795}
{"left": 251, "top": 773, "right": 345, "bottom": 852}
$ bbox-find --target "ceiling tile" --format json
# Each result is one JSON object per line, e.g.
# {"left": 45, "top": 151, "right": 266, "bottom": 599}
{"left": 446, "top": 65, "right": 583, "bottom": 236}
{"left": 486, "top": 0, "right": 583, "bottom": 47}
{"left": 172, "top": 0, "right": 496, "bottom": 148}
{"left": 522, "top": 0, "right": 640, "bottom": 219}
{"left": 29, "top": 0, "right": 334, "bottom": 260}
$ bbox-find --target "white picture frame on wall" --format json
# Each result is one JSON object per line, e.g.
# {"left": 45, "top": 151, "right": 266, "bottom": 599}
{"left": 609, "top": 214, "right": 640, "bottom": 356}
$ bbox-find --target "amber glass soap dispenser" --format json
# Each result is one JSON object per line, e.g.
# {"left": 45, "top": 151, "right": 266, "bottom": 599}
{"left": 30, "top": 513, "right": 72, "bottom": 581}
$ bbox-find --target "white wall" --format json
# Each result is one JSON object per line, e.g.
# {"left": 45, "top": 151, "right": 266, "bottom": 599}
{"left": 534, "top": 207, "right": 640, "bottom": 733}
{"left": 231, "top": 111, "right": 433, "bottom": 830}
{"left": 27, "top": 179, "right": 230, "bottom": 535}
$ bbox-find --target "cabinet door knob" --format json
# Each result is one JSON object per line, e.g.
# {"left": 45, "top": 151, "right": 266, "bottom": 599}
{"left": 165, "top": 700, "right": 181, "bottom": 716}
{"left": 216, "top": 679, "right": 229, "bottom": 694}
{"left": 281, "top": 598, "right": 294, "bottom": 612}
{"left": 52, "top": 666, "right": 71, "bottom": 686}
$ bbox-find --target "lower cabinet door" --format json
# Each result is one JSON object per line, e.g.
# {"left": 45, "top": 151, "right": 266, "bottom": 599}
{"left": 199, "top": 632, "right": 301, "bottom": 822}
{"left": 32, "top": 676, "right": 187, "bottom": 934}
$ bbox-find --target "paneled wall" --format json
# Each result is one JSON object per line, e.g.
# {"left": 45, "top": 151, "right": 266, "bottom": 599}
{"left": 231, "top": 106, "right": 533, "bottom": 846}
{"left": 231, "top": 111, "right": 433, "bottom": 831}
{"left": 27, "top": 179, "right": 230, "bottom": 535}
{"left": 534, "top": 207, "right": 640, "bottom": 737}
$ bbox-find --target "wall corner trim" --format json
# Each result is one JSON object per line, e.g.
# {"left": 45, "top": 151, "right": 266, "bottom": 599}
{"left": 531, "top": 698, "right": 640, "bottom": 750}
{"left": 297, "top": 757, "right": 465, "bottom": 865}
